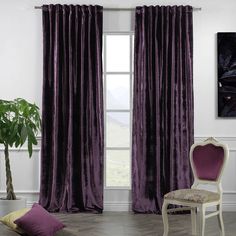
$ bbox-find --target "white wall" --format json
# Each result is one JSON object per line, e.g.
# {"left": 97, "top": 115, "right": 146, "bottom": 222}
{"left": 0, "top": 0, "right": 236, "bottom": 211}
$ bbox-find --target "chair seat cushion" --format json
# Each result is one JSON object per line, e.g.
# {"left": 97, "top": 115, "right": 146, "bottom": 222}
{"left": 164, "top": 189, "right": 220, "bottom": 203}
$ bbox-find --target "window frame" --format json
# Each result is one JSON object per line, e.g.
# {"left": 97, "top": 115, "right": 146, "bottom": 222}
{"left": 103, "top": 32, "right": 134, "bottom": 190}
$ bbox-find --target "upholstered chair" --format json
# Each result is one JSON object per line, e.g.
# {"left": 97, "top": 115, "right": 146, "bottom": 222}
{"left": 162, "top": 137, "right": 229, "bottom": 236}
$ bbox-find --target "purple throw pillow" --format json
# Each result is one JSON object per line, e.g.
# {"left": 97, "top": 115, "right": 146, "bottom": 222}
{"left": 14, "top": 203, "right": 65, "bottom": 236}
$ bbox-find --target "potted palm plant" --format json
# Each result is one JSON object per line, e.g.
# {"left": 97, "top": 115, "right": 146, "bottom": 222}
{"left": 0, "top": 98, "right": 41, "bottom": 216}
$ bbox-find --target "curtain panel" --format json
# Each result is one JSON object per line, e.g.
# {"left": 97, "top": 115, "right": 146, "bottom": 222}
{"left": 39, "top": 4, "right": 104, "bottom": 213}
{"left": 132, "top": 5, "right": 194, "bottom": 213}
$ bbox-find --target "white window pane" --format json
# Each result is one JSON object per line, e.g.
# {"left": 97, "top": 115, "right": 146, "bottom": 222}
{"left": 106, "top": 112, "right": 130, "bottom": 147}
{"left": 106, "top": 150, "right": 130, "bottom": 187}
{"left": 106, "top": 74, "right": 130, "bottom": 109}
{"left": 106, "top": 35, "right": 130, "bottom": 72}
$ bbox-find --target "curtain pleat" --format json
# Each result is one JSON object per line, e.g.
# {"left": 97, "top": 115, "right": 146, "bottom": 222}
{"left": 39, "top": 4, "right": 104, "bottom": 213}
{"left": 132, "top": 5, "right": 194, "bottom": 213}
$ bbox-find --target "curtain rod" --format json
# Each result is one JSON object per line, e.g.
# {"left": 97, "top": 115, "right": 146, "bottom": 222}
{"left": 34, "top": 6, "right": 202, "bottom": 11}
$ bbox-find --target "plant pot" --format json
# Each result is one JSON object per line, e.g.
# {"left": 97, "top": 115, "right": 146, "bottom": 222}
{"left": 0, "top": 198, "right": 26, "bottom": 217}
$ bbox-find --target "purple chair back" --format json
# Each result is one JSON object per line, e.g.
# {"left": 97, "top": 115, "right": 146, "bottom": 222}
{"left": 192, "top": 144, "right": 225, "bottom": 181}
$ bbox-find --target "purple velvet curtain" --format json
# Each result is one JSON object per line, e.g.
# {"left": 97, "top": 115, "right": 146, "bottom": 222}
{"left": 132, "top": 5, "right": 194, "bottom": 213}
{"left": 39, "top": 5, "right": 104, "bottom": 213}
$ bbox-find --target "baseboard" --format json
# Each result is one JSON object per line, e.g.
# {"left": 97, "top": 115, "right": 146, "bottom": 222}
{"left": 104, "top": 201, "right": 132, "bottom": 211}
{"left": 26, "top": 201, "right": 35, "bottom": 208}
{"left": 103, "top": 202, "right": 236, "bottom": 212}
{"left": 222, "top": 202, "right": 236, "bottom": 211}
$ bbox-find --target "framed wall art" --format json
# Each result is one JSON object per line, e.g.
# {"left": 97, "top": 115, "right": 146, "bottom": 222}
{"left": 218, "top": 32, "right": 236, "bottom": 117}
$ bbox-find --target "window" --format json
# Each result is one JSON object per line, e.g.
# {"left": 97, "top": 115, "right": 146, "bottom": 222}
{"left": 103, "top": 33, "right": 134, "bottom": 188}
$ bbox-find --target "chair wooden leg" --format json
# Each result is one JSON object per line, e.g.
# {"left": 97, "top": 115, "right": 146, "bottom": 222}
{"left": 217, "top": 204, "right": 225, "bottom": 236}
{"left": 199, "top": 206, "right": 205, "bottom": 236}
{"left": 191, "top": 207, "right": 197, "bottom": 235}
{"left": 162, "top": 201, "right": 169, "bottom": 236}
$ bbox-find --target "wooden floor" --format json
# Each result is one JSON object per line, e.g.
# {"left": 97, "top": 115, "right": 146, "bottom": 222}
{"left": 54, "top": 212, "right": 236, "bottom": 236}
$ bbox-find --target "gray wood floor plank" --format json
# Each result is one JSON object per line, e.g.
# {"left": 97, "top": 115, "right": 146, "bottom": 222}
{"left": 0, "top": 212, "right": 235, "bottom": 235}
{"left": 53, "top": 212, "right": 236, "bottom": 236}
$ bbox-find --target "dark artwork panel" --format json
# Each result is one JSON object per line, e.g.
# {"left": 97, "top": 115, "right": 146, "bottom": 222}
{"left": 218, "top": 32, "right": 236, "bottom": 117}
